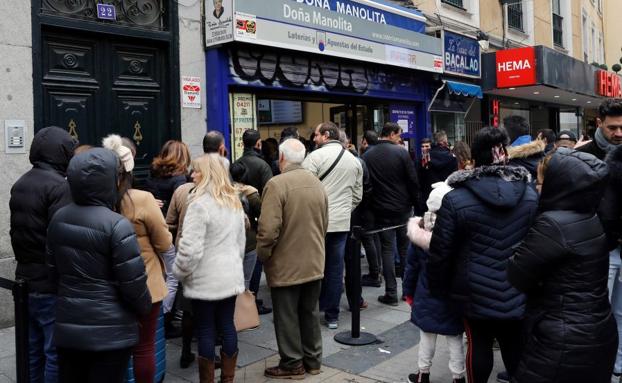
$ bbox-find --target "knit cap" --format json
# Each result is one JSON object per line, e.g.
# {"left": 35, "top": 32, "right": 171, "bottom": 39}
{"left": 102, "top": 134, "right": 134, "bottom": 172}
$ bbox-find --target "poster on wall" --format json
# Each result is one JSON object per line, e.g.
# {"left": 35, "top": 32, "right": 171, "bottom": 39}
{"left": 389, "top": 105, "right": 416, "bottom": 138}
{"left": 181, "top": 76, "right": 202, "bottom": 109}
{"left": 230, "top": 93, "right": 257, "bottom": 161}
{"left": 205, "top": 0, "right": 234, "bottom": 47}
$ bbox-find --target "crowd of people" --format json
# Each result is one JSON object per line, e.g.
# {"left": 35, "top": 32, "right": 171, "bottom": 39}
{"left": 8, "top": 97, "right": 622, "bottom": 383}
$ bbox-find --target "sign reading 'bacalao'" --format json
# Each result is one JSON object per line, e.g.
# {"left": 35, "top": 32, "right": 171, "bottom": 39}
{"left": 496, "top": 47, "right": 536, "bottom": 88}
{"left": 596, "top": 70, "right": 622, "bottom": 98}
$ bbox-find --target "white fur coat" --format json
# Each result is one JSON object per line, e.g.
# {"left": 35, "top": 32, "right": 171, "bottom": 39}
{"left": 173, "top": 193, "right": 245, "bottom": 301}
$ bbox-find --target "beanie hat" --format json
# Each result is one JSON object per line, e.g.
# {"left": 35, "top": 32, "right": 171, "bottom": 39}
{"left": 102, "top": 134, "right": 134, "bottom": 172}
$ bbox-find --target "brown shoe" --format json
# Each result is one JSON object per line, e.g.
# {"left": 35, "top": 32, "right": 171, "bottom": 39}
{"left": 264, "top": 364, "right": 306, "bottom": 380}
{"left": 220, "top": 350, "right": 238, "bottom": 383}
{"left": 305, "top": 367, "right": 321, "bottom": 375}
{"left": 198, "top": 356, "right": 215, "bottom": 383}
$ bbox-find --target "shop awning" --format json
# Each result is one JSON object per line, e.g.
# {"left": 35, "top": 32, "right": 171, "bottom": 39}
{"left": 446, "top": 81, "right": 483, "bottom": 99}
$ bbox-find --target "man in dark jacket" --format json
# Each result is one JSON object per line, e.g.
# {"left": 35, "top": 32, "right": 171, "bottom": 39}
{"left": 234, "top": 129, "right": 273, "bottom": 196}
{"left": 418, "top": 130, "right": 458, "bottom": 206}
{"left": 578, "top": 98, "right": 622, "bottom": 160}
{"left": 362, "top": 122, "right": 420, "bottom": 306}
{"left": 9, "top": 126, "right": 77, "bottom": 383}
{"left": 508, "top": 148, "right": 617, "bottom": 383}
{"left": 504, "top": 115, "right": 545, "bottom": 179}
{"left": 428, "top": 127, "right": 538, "bottom": 383}
{"left": 48, "top": 148, "right": 151, "bottom": 382}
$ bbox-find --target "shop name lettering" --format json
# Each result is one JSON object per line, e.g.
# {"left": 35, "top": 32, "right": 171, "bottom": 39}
{"left": 597, "top": 70, "right": 622, "bottom": 98}
{"left": 294, "top": 0, "right": 387, "bottom": 23}
{"left": 284, "top": 4, "right": 353, "bottom": 32}
{"left": 445, "top": 38, "right": 478, "bottom": 73}
{"left": 497, "top": 59, "right": 532, "bottom": 72}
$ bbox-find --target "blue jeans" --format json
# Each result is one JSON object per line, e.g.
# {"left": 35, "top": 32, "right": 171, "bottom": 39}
{"left": 243, "top": 250, "right": 258, "bottom": 290}
{"left": 28, "top": 293, "right": 58, "bottom": 383}
{"left": 319, "top": 232, "right": 348, "bottom": 323}
{"left": 608, "top": 247, "right": 622, "bottom": 374}
{"left": 193, "top": 296, "right": 238, "bottom": 360}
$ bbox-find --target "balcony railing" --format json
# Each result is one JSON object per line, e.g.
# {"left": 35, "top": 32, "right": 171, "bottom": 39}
{"left": 441, "top": 0, "right": 464, "bottom": 9}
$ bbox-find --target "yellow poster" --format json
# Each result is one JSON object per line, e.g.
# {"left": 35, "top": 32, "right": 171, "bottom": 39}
{"left": 230, "top": 93, "right": 257, "bottom": 161}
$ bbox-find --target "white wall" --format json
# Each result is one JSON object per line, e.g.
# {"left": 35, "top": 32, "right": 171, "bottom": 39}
{"left": 0, "top": 0, "right": 33, "bottom": 326}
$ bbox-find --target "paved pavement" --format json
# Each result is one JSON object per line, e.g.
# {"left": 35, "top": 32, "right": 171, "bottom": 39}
{"left": 0, "top": 265, "right": 505, "bottom": 383}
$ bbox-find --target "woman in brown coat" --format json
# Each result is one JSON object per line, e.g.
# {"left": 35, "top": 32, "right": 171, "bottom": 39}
{"left": 103, "top": 135, "right": 173, "bottom": 383}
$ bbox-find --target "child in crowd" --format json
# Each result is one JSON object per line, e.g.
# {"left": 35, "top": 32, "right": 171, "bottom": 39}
{"left": 403, "top": 182, "right": 465, "bottom": 383}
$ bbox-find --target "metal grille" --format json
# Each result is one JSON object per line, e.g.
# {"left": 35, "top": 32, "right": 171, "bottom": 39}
{"left": 507, "top": 3, "right": 524, "bottom": 31}
{"left": 441, "top": 0, "right": 464, "bottom": 8}
{"left": 553, "top": 14, "right": 564, "bottom": 47}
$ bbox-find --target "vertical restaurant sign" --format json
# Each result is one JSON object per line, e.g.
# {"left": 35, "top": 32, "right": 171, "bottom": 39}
{"left": 443, "top": 31, "right": 480, "bottom": 78}
{"left": 496, "top": 47, "right": 536, "bottom": 88}
{"left": 181, "top": 76, "right": 202, "bottom": 108}
{"left": 230, "top": 93, "right": 257, "bottom": 161}
{"left": 389, "top": 105, "right": 416, "bottom": 137}
{"left": 205, "top": 0, "right": 234, "bottom": 47}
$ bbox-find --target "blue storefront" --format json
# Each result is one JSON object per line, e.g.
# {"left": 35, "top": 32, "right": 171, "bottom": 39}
{"left": 203, "top": 0, "right": 444, "bottom": 159}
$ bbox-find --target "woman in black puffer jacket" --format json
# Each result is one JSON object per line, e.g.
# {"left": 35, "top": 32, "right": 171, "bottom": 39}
{"left": 508, "top": 148, "right": 617, "bottom": 383}
{"left": 47, "top": 148, "right": 152, "bottom": 383}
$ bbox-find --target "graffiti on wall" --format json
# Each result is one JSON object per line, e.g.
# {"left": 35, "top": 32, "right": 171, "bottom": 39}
{"left": 228, "top": 48, "right": 427, "bottom": 99}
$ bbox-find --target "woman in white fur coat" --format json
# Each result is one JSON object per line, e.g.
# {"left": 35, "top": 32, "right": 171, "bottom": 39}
{"left": 173, "top": 153, "right": 245, "bottom": 383}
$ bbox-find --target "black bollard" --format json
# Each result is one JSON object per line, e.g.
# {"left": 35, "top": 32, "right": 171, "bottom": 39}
{"left": 334, "top": 226, "right": 377, "bottom": 346}
{"left": 13, "top": 279, "right": 29, "bottom": 383}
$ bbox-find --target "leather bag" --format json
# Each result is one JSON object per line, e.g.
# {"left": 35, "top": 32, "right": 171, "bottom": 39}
{"left": 234, "top": 290, "right": 260, "bottom": 331}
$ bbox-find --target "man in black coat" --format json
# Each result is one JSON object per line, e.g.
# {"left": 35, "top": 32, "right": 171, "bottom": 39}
{"left": 428, "top": 127, "right": 538, "bottom": 383}
{"left": 578, "top": 98, "right": 622, "bottom": 160}
{"left": 362, "top": 122, "right": 420, "bottom": 306}
{"left": 418, "top": 131, "right": 458, "bottom": 207}
{"left": 9, "top": 126, "right": 77, "bottom": 383}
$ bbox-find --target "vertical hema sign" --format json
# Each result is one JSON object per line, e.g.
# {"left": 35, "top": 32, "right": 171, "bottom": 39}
{"left": 496, "top": 47, "right": 536, "bottom": 88}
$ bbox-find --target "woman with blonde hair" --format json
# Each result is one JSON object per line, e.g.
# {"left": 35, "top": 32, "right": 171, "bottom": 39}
{"left": 103, "top": 135, "right": 173, "bottom": 383}
{"left": 173, "top": 153, "right": 245, "bottom": 383}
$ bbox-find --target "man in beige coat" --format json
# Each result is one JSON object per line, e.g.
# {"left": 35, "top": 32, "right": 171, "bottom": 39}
{"left": 257, "top": 139, "right": 329, "bottom": 380}
{"left": 303, "top": 122, "right": 363, "bottom": 329}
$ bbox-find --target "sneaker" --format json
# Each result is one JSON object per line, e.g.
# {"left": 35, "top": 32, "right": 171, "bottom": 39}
{"left": 496, "top": 371, "right": 510, "bottom": 383}
{"left": 612, "top": 372, "right": 621, "bottom": 383}
{"left": 407, "top": 372, "right": 430, "bottom": 383}
{"left": 257, "top": 302, "right": 273, "bottom": 315}
{"left": 265, "top": 364, "right": 306, "bottom": 380}
{"left": 360, "top": 300, "right": 368, "bottom": 310}
{"left": 361, "top": 274, "right": 382, "bottom": 287}
{"left": 327, "top": 321, "right": 338, "bottom": 330}
{"left": 378, "top": 294, "right": 399, "bottom": 306}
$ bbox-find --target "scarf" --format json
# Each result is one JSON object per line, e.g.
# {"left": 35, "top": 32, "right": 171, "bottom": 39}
{"left": 595, "top": 128, "right": 621, "bottom": 154}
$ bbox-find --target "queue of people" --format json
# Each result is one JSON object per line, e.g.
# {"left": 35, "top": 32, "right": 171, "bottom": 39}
{"left": 8, "top": 97, "right": 622, "bottom": 383}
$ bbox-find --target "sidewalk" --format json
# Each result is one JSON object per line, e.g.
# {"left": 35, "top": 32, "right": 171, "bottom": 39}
{"left": 0, "top": 279, "right": 504, "bottom": 383}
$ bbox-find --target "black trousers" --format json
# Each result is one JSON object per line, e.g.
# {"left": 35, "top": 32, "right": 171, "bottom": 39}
{"left": 57, "top": 347, "right": 132, "bottom": 383}
{"left": 463, "top": 318, "right": 523, "bottom": 383}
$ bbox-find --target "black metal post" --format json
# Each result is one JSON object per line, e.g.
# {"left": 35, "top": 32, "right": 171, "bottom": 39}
{"left": 334, "top": 226, "right": 377, "bottom": 346}
{"left": 12, "top": 279, "right": 29, "bottom": 383}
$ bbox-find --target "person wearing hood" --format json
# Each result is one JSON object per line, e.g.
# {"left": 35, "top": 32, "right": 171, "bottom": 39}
{"left": 9, "top": 126, "right": 77, "bottom": 383}
{"left": 103, "top": 135, "right": 173, "bottom": 383}
{"left": 428, "top": 127, "right": 538, "bottom": 383}
{"left": 46, "top": 148, "right": 152, "bottom": 383}
{"left": 418, "top": 130, "right": 458, "bottom": 206}
{"left": 503, "top": 115, "right": 545, "bottom": 180}
{"left": 508, "top": 148, "right": 617, "bottom": 382}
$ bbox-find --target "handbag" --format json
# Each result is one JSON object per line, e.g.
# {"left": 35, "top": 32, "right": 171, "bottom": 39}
{"left": 234, "top": 290, "right": 260, "bottom": 332}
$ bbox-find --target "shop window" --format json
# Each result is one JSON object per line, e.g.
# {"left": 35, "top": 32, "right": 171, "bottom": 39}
{"left": 433, "top": 113, "right": 465, "bottom": 144}
{"left": 441, "top": 0, "right": 464, "bottom": 9}
{"left": 552, "top": 0, "right": 563, "bottom": 47}
{"left": 507, "top": 2, "right": 524, "bottom": 32}
{"left": 582, "top": 12, "right": 588, "bottom": 61}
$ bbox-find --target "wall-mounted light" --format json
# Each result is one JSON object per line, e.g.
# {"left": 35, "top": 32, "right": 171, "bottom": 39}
{"left": 477, "top": 31, "right": 490, "bottom": 50}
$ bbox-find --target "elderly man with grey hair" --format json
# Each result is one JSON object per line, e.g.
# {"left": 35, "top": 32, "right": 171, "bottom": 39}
{"left": 257, "top": 139, "right": 329, "bottom": 380}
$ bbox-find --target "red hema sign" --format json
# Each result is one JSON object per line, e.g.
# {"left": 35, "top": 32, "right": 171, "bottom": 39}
{"left": 596, "top": 70, "right": 622, "bottom": 97}
{"left": 496, "top": 47, "right": 536, "bottom": 88}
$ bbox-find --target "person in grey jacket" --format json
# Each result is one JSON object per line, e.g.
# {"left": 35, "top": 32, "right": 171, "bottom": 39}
{"left": 303, "top": 122, "right": 362, "bottom": 329}
{"left": 47, "top": 148, "right": 151, "bottom": 383}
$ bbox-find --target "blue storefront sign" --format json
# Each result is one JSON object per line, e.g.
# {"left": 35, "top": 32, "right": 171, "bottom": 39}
{"left": 443, "top": 30, "right": 480, "bottom": 78}
{"left": 389, "top": 105, "right": 416, "bottom": 139}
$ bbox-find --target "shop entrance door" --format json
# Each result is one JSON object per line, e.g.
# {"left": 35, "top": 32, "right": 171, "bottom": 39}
{"left": 38, "top": 28, "right": 172, "bottom": 176}
{"left": 330, "top": 104, "right": 388, "bottom": 144}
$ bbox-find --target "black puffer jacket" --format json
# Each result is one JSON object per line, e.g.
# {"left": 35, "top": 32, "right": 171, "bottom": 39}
{"left": 508, "top": 149, "right": 617, "bottom": 383}
{"left": 428, "top": 166, "right": 538, "bottom": 320}
{"left": 47, "top": 148, "right": 151, "bottom": 351}
{"left": 10, "top": 126, "right": 77, "bottom": 293}
{"left": 145, "top": 173, "right": 188, "bottom": 216}
{"left": 234, "top": 148, "right": 273, "bottom": 196}
{"left": 599, "top": 145, "right": 622, "bottom": 249}
{"left": 507, "top": 140, "right": 545, "bottom": 180}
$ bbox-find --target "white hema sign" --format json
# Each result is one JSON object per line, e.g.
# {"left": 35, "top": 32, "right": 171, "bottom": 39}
{"left": 181, "top": 76, "right": 202, "bottom": 109}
